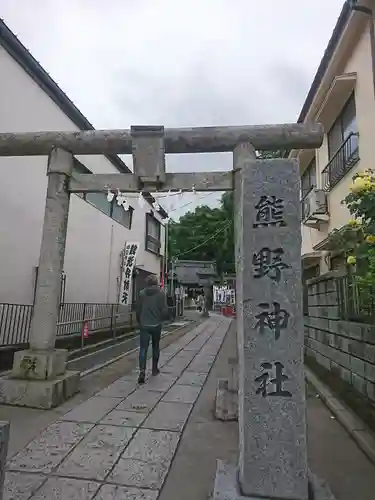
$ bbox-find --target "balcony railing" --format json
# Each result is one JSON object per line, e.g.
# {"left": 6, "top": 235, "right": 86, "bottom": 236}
{"left": 322, "top": 132, "right": 359, "bottom": 191}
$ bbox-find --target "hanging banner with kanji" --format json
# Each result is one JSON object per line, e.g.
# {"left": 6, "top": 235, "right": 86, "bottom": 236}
{"left": 119, "top": 242, "right": 139, "bottom": 305}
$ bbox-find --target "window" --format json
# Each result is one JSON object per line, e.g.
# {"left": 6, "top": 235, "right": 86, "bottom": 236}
{"left": 328, "top": 94, "right": 358, "bottom": 158}
{"left": 145, "top": 214, "right": 161, "bottom": 254}
{"left": 84, "top": 192, "right": 132, "bottom": 229}
{"left": 323, "top": 93, "right": 359, "bottom": 190}
{"left": 301, "top": 158, "right": 316, "bottom": 220}
{"left": 301, "top": 158, "right": 316, "bottom": 199}
{"left": 111, "top": 201, "right": 133, "bottom": 229}
{"left": 85, "top": 192, "right": 112, "bottom": 216}
{"left": 71, "top": 160, "right": 133, "bottom": 228}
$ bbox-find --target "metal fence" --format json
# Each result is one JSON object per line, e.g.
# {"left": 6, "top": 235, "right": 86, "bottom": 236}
{"left": 0, "top": 302, "right": 132, "bottom": 347}
{"left": 337, "top": 275, "right": 375, "bottom": 324}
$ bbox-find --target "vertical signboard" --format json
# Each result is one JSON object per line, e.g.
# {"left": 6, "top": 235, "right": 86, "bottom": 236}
{"left": 119, "top": 242, "right": 139, "bottom": 305}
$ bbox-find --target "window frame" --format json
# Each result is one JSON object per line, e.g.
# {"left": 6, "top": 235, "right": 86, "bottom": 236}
{"left": 110, "top": 199, "right": 134, "bottom": 229}
{"left": 72, "top": 161, "right": 134, "bottom": 229}
{"left": 327, "top": 92, "right": 358, "bottom": 159}
{"left": 323, "top": 92, "right": 359, "bottom": 191}
{"left": 301, "top": 157, "right": 317, "bottom": 200}
{"left": 145, "top": 213, "right": 162, "bottom": 255}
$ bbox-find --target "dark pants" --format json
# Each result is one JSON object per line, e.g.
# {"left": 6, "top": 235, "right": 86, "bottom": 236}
{"left": 139, "top": 325, "right": 162, "bottom": 373}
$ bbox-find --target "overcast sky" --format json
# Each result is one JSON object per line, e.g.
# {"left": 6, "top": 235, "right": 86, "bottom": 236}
{"left": 1, "top": 0, "right": 344, "bottom": 218}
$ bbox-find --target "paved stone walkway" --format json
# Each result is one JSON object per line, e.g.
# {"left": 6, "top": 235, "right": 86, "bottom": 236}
{"left": 4, "top": 316, "right": 231, "bottom": 500}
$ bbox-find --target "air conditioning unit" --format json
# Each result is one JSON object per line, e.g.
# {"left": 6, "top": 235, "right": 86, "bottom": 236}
{"left": 302, "top": 189, "right": 329, "bottom": 228}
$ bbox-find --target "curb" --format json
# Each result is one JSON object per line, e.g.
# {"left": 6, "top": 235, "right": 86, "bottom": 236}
{"left": 305, "top": 366, "right": 375, "bottom": 465}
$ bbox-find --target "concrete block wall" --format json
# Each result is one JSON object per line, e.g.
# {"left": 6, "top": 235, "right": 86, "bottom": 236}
{"left": 304, "top": 272, "right": 375, "bottom": 405}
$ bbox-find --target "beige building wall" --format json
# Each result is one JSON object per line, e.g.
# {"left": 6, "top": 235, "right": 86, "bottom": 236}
{"left": 300, "top": 19, "right": 375, "bottom": 258}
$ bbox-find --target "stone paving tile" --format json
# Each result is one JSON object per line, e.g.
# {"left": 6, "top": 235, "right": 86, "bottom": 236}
{"left": 175, "top": 350, "right": 197, "bottom": 362}
{"left": 183, "top": 339, "right": 210, "bottom": 351}
{"left": 116, "top": 388, "right": 162, "bottom": 413}
{"left": 56, "top": 425, "right": 136, "bottom": 480}
{"left": 158, "top": 364, "right": 185, "bottom": 376}
{"left": 169, "top": 356, "right": 193, "bottom": 370}
{"left": 161, "top": 347, "right": 180, "bottom": 355}
{"left": 182, "top": 344, "right": 206, "bottom": 352}
{"left": 109, "top": 428, "right": 180, "bottom": 490}
{"left": 176, "top": 339, "right": 196, "bottom": 348}
{"left": 161, "top": 357, "right": 191, "bottom": 375}
{"left": 95, "top": 484, "right": 159, "bottom": 500}
{"left": 176, "top": 371, "right": 208, "bottom": 387}
{"left": 3, "top": 472, "right": 46, "bottom": 500}
{"left": 7, "top": 422, "right": 93, "bottom": 474}
{"left": 109, "top": 457, "right": 169, "bottom": 490}
{"left": 187, "top": 355, "right": 216, "bottom": 373}
{"left": 61, "top": 397, "right": 121, "bottom": 423}
{"left": 142, "top": 401, "right": 193, "bottom": 432}
{"left": 30, "top": 477, "right": 101, "bottom": 499}
{"left": 157, "top": 355, "right": 174, "bottom": 366}
{"left": 160, "top": 347, "right": 180, "bottom": 356}
{"left": 198, "top": 354, "right": 217, "bottom": 362}
{"left": 144, "top": 373, "right": 178, "bottom": 393}
{"left": 101, "top": 410, "right": 147, "bottom": 427}
{"left": 205, "top": 342, "right": 224, "bottom": 352}
{"left": 162, "top": 384, "right": 201, "bottom": 404}
{"left": 96, "top": 380, "right": 136, "bottom": 398}
{"left": 199, "top": 346, "right": 221, "bottom": 357}
{"left": 120, "top": 428, "right": 180, "bottom": 465}
{"left": 117, "top": 373, "right": 139, "bottom": 382}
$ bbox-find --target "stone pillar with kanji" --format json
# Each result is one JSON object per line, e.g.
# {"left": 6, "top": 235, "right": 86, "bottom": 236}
{"left": 233, "top": 143, "right": 308, "bottom": 499}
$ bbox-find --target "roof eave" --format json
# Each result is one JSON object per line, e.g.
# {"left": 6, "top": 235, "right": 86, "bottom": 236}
{"left": 0, "top": 19, "right": 169, "bottom": 218}
{"left": 297, "top": 0, "right": 353, "bottom": 124}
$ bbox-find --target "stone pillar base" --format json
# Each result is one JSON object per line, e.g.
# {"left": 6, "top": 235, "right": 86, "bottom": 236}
{"left": 214, "top": 379, "right": 238, "bottom": 421}
{"left": 11, "top": 349, "right": 68, "bottom": 380}
{"left": 212, "top": 461, "right": 336, "bottom": 500}
{"left": 0, "top": 371, "right": 80, "bottom": 410}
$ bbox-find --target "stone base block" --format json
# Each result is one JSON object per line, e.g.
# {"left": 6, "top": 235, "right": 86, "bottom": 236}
{"left": 0, "top": 421, "right": 10, "bottom": 494}
{"left": 0, "top": 370, "right": 80, "bottom": 409}
{"left": 212, "top": 460, "right": 336, "bottom": 500}
{"left": 215, "top": 379, "right": 238, "bottom": 421}
{"left": 11, "top": 349, "right": 68, "bottom": 380}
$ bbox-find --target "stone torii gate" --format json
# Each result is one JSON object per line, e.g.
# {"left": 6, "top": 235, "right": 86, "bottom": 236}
{"left": 0, "top": 123, "right": 334, "bottom": 499}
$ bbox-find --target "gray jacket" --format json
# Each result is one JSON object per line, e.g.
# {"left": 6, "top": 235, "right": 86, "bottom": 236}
{"left": 136, "top": 286, "right": 169, "bottom": 327}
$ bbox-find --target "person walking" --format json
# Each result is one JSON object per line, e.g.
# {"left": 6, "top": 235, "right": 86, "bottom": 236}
{"left": 135, "top": 274, "right": 169, "bottom": 384}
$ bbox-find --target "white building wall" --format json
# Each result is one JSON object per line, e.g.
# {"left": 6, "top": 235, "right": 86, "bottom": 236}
{"left": 0, "top": 44, "right": 164, "bottom": 305}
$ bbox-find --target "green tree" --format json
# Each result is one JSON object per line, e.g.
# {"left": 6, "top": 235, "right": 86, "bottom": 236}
{"left": 168, "top": 150, "right": 285, "bottom": 276}
{"left": 168, "top": 201, "right": 233, "bottom": 275}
